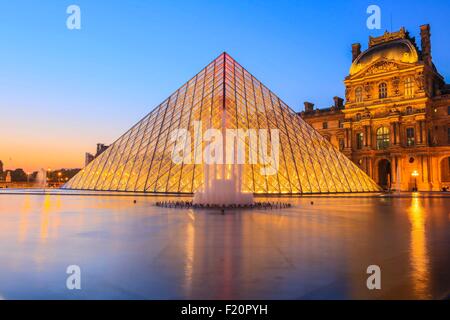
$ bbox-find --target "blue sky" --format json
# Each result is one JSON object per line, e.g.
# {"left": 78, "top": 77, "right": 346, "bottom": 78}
{"left": 0, "top": 0, "right": 449, "bottom": 170}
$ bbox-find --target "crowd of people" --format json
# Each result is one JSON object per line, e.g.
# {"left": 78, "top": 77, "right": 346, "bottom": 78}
{"left": 155, "top": 200, "right": 292, "bottom": 210}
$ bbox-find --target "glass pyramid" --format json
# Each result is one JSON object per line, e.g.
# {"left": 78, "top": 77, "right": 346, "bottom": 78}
{"left": 63, "top": 53, "right": 380, "bottom": 194}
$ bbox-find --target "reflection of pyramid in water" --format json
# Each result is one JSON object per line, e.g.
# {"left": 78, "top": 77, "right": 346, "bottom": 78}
{"left": 63, "top": 53, "right": 380, "bottom": 194}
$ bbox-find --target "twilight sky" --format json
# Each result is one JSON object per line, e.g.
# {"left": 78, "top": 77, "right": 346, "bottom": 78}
{"left": 1, "top": 0, "right": 449, "bottom": 172}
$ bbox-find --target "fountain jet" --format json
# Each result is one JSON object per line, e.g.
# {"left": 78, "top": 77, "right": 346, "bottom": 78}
{"left": 35, "top": 168, "right": 47, "bottom": 188}
{"left": 193, "top": 108, "right": 254, "bottom": 206}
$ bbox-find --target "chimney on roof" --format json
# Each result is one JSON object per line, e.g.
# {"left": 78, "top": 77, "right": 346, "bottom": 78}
{"left": 304, "top": 102, "right": 314, "bottom": 113}
{"left": 420, "top": 24, "right": 432, "bottom": 66}
{"left": 333, "top": 96, "right": 344, "bottom": 109}
{"left": 352, "top": 43, "right": 361, "bottom": 62}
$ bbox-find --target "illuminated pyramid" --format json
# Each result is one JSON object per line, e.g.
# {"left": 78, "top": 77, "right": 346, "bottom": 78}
{"left": 63, "top": 53, "right": 380, "bottom": 194}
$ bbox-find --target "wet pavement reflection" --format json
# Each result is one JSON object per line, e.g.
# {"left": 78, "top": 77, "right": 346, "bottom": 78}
{"left": 0, "top": 194, "right": 449, "bottom": 299}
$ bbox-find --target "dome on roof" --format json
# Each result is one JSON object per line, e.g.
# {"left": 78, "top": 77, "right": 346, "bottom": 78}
{"left": 349, "top": 39, "right": 419, "bottom": 75}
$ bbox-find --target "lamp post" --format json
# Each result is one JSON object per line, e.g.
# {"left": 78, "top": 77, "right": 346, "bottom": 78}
{"left": 411, "top": 170, "right": 419, "bottom": 192}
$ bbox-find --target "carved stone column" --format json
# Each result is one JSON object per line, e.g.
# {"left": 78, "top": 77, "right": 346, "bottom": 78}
{"left": 388, "top": 121, "right": 400, "bottom": 146}
{"left": 418, "top": 120, "right": 427, "bottom": 145}
{"left": 367, "top": 126, "right": 371, "bottom": 148}
{"left": 369, "top": 157, "right": 374, "bottom": 180}
{"left": 415, "top": 114, "right": 426, "bottom": 146}
{"left": 344, "top": 128, "right": 349, "bottom": 148}
{"left": 421, "top": 121, "right": 426, "bottom": 145}
{"left": 397, "top": 156, "right": 403, "bottom": 191}
{"left": 391, "top": 156, "right": 397, "bottom": 187}
{"left": 390, "top": 122, "right": 396, "bottom": 147}
{"left": 361, "top": 119, "right": 371, "bottom": 149}
{"left": 365, "top": 126, "right": 369, "bottom": 147}
{"left": 343, "top": 121, "right": 352, "bottom": 152}
{"left": 416, "top": 121, "right": 420, "bottom": 145}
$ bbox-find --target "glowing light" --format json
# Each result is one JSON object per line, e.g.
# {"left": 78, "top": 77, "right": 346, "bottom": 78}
{"left": 408, "top": 198, "right": 430, "bottom": 298}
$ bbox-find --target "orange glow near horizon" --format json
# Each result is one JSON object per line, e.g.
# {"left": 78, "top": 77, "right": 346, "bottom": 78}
{"left": 0, "top": 144, "right": 85, "bottom": 173}
{"left": 0, "top": 104, "right": 124, "bottom": 173}
{"left": 0, "top": 136, "right": 89, "bottom": 173}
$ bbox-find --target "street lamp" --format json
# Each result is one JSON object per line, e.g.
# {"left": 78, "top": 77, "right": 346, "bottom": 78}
{"left": 411, "top": 170, "right": 419, "bottom": 192}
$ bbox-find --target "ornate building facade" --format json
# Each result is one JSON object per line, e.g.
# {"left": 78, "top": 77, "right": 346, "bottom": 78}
{"left": 300, "top": 25, "right": 450, "bottom": 191}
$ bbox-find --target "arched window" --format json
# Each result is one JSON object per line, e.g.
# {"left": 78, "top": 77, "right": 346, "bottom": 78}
{"left": 339, "top": 138, "right": 345, "bottom": 151}
{"left": 404, "top": 77, "right": 414, "bottom": 97}
{"left": 379, "top": 82, "right": 387, "bottom": 99}
{"left": 406, "top": 106, "right": 413, "bottom": 115}
{"left": 376, "top": 127, "right": 390, "bottom": 150}
{"left": 406, "top": 127, "right": 415, "bottom": 146}
{"left": 356, "top": 132, "right": 364, "bottom": 149}
{"left": 355, "top": 87, "right": 363, "bottom": 103}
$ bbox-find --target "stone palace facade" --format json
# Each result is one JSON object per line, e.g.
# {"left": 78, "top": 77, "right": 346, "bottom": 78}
{"left": 300, "top": 25, "right": 450, "bottom": 191}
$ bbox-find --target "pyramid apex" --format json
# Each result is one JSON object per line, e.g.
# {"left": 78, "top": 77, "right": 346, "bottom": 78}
{"left": 213, "top": 52, "right": 235, "bottom": 64}
{"left": 221, "top": 51, "right": 234, "bottom": 60}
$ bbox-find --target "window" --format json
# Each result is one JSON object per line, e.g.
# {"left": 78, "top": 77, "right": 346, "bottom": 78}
{"left": 322, "top": 122, "right": 328, "bottom": 129}
{"left": 376, "top": 127, "right": 390, "bottom": 150}
{"left": 355, "top": 87, "right": 363, "bottom": 103}
{"left": 379, "top": 83, "right": 387, "bottom": 99}
{"left": 404, "top": 77, "right": 414, "bottom": 97}
{"left": 448, "top": 106, "right": 450, "bottom": 115}
{"left": 339, "top": 138, "right": 345, "bottom": 151}
{"left": 356, "top": 132, "right": 364, "bottom": 149}
{"left": 338, "top": 120, "right": 344, "bottom": 128}
{"left": 406, "top": 106, "right": 413, "bottom": 115}
{"left": 356, "top": 113, "right": 361, "bottom": 121}
{"left": 406, "top": 127, "right": 415, "bottom": 146}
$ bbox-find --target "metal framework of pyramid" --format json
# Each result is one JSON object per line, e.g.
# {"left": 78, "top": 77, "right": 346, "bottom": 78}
{"left": 63, "top": 53, "right": 380, "bottom": 194}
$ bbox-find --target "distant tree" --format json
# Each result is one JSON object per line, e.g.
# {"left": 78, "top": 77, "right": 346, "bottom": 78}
{"left": 11, "top": 168, "right": 28, "bottom": 182}
{"left": 30, "top": 171, "right": 38, "bottom": 182}
{"left": 46, "top": 169, "right": 81, "bottom": 183}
